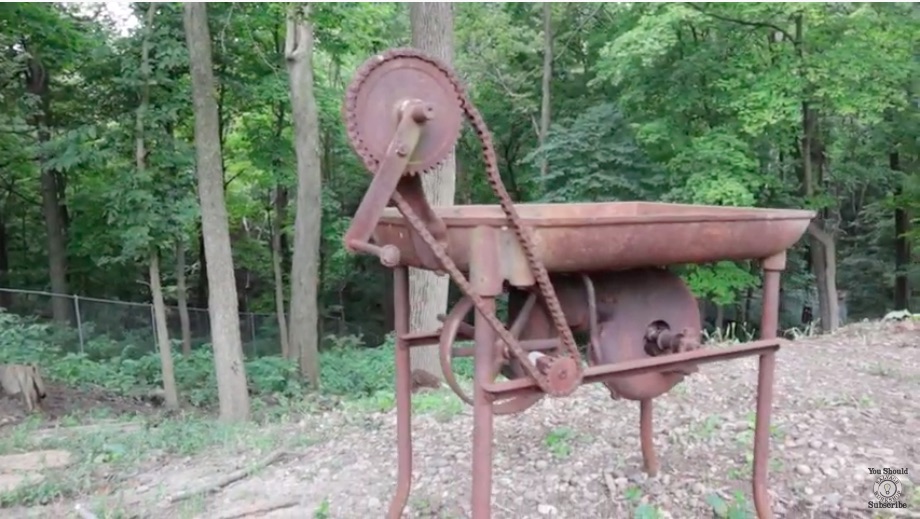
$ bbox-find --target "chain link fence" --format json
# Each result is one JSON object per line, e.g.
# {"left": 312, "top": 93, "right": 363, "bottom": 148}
{"left": 0, "top": 288, "right": 283, "bottom": 358}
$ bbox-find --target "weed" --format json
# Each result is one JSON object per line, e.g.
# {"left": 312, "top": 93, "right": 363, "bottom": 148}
{"left": 544, "top": 427, "right": 575, "bottom": 458}
{"left": 864, "top": 363, "right": 897, "bottom": 378}
{"left": 624, "top": 485, "right": 643, "bottom": 503}
{"left": 314, "top": 498, "right": 331, "bottom": 519}
{"left": 706, "top": 491, "right": 753, "bottom": 518}
{"left": 634, "top": 502, "right": 662, "bottom": 518}
{"left": 692, "top": 415, "right": 723, "bottom": 439}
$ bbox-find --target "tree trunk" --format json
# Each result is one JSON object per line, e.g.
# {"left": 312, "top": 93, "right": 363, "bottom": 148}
{"left": 175, "top": 239, "right": 192, "bottom": 355}
{"left": 25, "top": 54, "right": 70, "bottom": 323}
{"left": 795, "top": 15, "right": 837, "bottom": 333}
{"left": 195, "top": 227, "right": 208, "bottom": 307}
{"left": 149, "top": 252, "right": 179, "bottom": 408}
{"left": 285, "top": 4, "right": 322, "bottom": 387}
{"left": 272, "top": 186, "right": 291, "bottom": 359}
{"left": 807, "top": 223, "right": 838, "bottom": 330}
{"left": 539, "top": 2, "right": 553, "bottom": 181}
{"left": 408, "top": 2, "right": 457, "bottom": 379}
{"left": 891, "top": 152, "right": 910, "bottom": 311}
{"left": 137, "top": 3, "right": 178, "bottom": 409}
{"left": 0, "top": 212, "right": 9, "bottom": 308}
{"left": 801, "top": 103, "right": 838, "bottom": 332}
{"left": 184, "top": 2, "right": 251, "bottom": 422}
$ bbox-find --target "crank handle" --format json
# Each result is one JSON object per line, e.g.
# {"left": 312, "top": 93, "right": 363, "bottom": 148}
{"left": 342, "top": 99, "right": 432, "bottom": 252}
{"left": 346, "top": 240, "right": 401, "bottom": 267}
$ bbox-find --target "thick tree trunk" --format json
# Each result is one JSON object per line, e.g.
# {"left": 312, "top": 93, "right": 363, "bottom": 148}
{"left": 539, "top": 2, "right": 553, "bottom": 181}
{"left": 184, "top": 2, "right": 251, "bottom": 422}
{"left": 408, "top": 2, "right": 457, "bottom": 379}
{"left": 891, "top": 152, "right": 910, "bottom": 311}
{"left": 272, "top": 186, "right": 291, "bottom": 359}
{"left": 25, "top": 56, "right": 70, "bottom": 323}
{"left": 285, "top": 4, "right": 322, "bottom": 387}
{"left": 175, "top": 239, "right": 192, "bottom": 355}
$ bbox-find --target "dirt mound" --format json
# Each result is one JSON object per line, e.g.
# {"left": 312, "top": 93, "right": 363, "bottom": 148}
{"left": 1, "top": 382, "right": 163, "bottom": 431}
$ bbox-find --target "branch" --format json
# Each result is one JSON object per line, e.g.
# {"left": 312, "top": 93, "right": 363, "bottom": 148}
{"left": 685, "top": 3, "right": 795, "bottom": 42}
{"left": 807, "top": 221, "right": 834, "bottom": 246}
{"left": 167, "top": 448, "right": 289, "bottom": 503}
{"left": 284, "top": 4, "right": 311, "bottom": 62}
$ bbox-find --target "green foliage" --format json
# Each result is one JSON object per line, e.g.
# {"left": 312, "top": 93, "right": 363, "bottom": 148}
{"left": 0, "top": 312, "right": 474, "bottom": 407}
{"left": 1, "top": 1, "right": 919, "bottom": 397}
{"left": 684, "top": 262, "right": 759, "bottom": 306}
{"left": 706, "top": 491, "right": 753, "bottom": 519}
{"left": 524, "top": 103, "right": 664, "bottom": 202}
{"left": 0, "top": 312, "right": 302, "bottom": 407}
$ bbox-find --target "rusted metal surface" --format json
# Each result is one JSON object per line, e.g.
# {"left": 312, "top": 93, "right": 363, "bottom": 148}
{"left": 342, "top": 48, "right": 586, "bottom": 400}
{"left": 344, "top": 53, "right": 461, "bottom": 175}
{"left": 342, "top": 47, "right": 814, "bottom": 519}
{"left": 374, "top": 202, "right": 814, "bottom": 273}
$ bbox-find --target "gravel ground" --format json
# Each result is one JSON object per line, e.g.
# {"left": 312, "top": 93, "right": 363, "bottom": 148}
{"left": 194, "top": 320, "right": 919, "bottom": 519}
{"left": 10, "top": 320, "right": 920, "bottom": 519}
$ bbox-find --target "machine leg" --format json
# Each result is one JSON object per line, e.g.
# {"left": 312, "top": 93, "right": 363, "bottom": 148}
{"left": 388, "top": 268, "right": 412, "bottom": 519}
{"left": 752, "top": 255, "right": 783, "bottom": 519}
{"left": 639, "top": 398, "right": 659, "bottom": 477}
{"left": 471, "top": 296, "right": 497, "bottom": 518}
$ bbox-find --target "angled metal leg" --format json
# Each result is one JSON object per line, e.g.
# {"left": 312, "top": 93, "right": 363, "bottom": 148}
{"left": 388, "top": 267, "right": 412, "bottom": 519}
{"left": 640, "top": 398, "right": 659, "bottom": 476}
{"left": 753, "top": 253, "right": 783, "bottom": 519}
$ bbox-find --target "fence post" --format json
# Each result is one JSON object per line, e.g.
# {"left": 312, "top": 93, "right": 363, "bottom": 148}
{"left": 249, "top": 312, "right": 256, "bottom": 353}
{"left": 73, "top": 295, "right": 85, "bottom": 354}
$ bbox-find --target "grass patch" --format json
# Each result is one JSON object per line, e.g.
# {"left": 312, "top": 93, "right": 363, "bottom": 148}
{"left": 0, "top": 409, "right": 301, "bottom": 508}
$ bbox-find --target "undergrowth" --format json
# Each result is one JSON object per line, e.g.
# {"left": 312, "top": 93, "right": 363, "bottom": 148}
{"left": 0, "top": 311, "right": 471, "bottom": 408}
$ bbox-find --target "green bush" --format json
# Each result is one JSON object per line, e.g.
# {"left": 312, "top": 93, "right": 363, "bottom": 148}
{"left": 0, "top": 311, "right": 474, "bottom": 407}
{"left": 0, "top": 311, "right": 303, "bottom": 407}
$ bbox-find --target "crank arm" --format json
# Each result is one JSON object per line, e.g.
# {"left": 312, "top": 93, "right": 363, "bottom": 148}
{"left": 344, "top": 100, "right": 430, "bottom": 257}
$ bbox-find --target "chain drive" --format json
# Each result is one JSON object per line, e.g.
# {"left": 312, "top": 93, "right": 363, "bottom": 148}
{"left": 346, "top": 48, "right": 584, "bottom": 397}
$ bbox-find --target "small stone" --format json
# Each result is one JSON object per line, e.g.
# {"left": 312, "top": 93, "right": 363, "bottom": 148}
{"left": 823, "top": 467, "right": 839, "bottom": 478}
{"left": 808, "top": 439, "right": 823, "bottom": 449}
{"left": 867, "top": 447, "right": 895, "bottom": 457}
{"left": 615, "top": 477, "right": 628, "bottom": 488}
{"left": 824, "top": 493, "right": 842, "bottom": 507}
{"left": 0, "top": 450, "right": 73, "bottom": 471}
{"left": 804, "top": 487, "right": 814, "bottom": 496}
{"left": 691, "top": 482, "right": 705, "bottom": 494}
{"left": 536, "top": 460, "right": 548, "bottom": 470}
{"left": 796, "top": 464, "right": 812, "bottom": 475}
{"left": 368, "top": 497, "right": 381, "bottom": 509}
{"left": 538, "top": 504, "right": 558, "bottom": 515}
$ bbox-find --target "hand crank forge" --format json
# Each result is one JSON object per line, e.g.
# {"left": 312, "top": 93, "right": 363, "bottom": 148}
{"left": 342, "top": 48, "right": 815, "bottom": 519}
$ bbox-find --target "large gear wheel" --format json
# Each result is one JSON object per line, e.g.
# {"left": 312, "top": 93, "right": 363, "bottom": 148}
{"left": 344, "top": 49, "right": 464, "bottom": 176}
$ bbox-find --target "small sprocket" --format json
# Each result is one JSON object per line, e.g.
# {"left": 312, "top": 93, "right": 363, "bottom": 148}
{"left": 344, "top": 49, "right": 464, "bottom": 176}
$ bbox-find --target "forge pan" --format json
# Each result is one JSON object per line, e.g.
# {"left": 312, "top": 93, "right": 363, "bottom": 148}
{"left": 373, "top": 201, "right": 815, "bottom": 273}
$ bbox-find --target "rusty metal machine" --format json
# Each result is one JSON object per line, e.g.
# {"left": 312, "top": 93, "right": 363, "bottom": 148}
{"left": 341, "top": 48, "right": 814, "bottom": 519}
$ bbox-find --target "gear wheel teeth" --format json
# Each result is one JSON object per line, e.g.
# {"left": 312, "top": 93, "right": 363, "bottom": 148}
{"left": 344, "top": 48, "right": 463, "bottom": 175}
{"left": 342, "top": 47, "right": 585, "bottom": 395}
